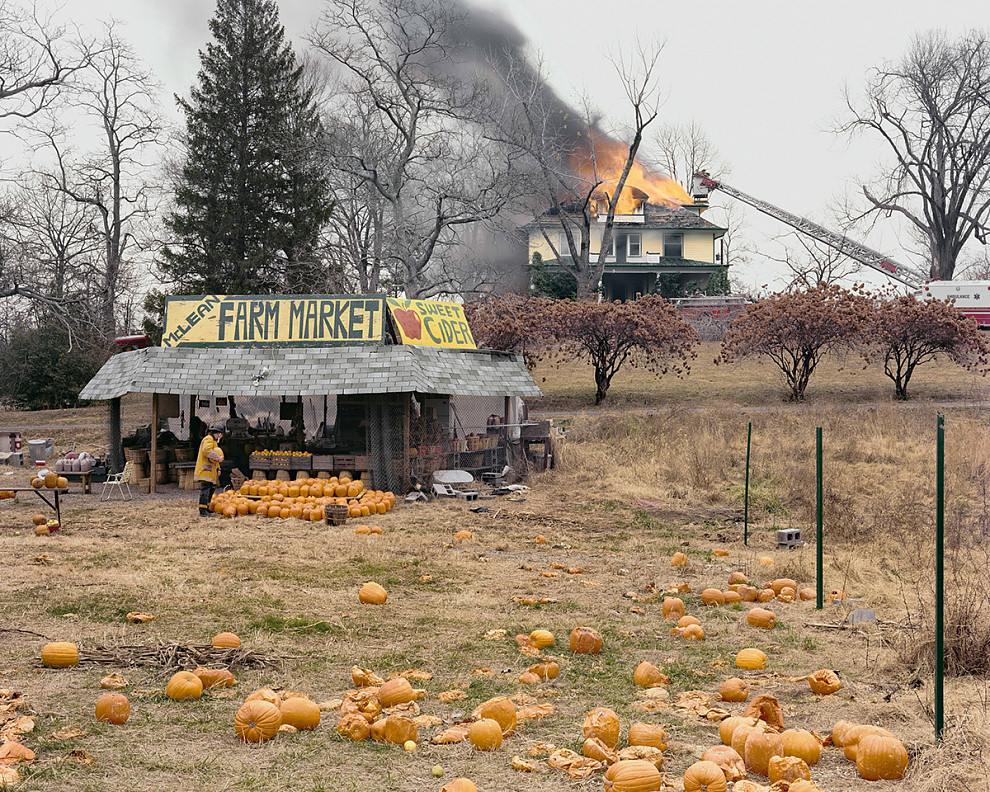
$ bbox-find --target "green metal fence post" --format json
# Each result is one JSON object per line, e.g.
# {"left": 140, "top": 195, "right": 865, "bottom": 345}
{"left": 744, "top": 421, "right": 752, "bottom": 546}
{"left": 816, "top": 427, "right": 823, "bottom": 611}
{"left": 936, "top": 413, "right": 944, "bottom": 740}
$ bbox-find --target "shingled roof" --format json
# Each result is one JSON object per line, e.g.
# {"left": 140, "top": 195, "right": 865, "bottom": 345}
{"left": 640, "top": 203, "right": 727, "bottom": 231}
{"left": 526, "top": 202, "right": 726, "bottom": 233}
{"left": 79, "top": 346, "right": 542, "bottom": 401}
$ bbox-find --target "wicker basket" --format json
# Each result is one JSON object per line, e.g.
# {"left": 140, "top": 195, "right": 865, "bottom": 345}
{"left": 325, "top": 504, "right": 348, "bottom": 526}
{"left": 229, "top": 468, "right": 247, "bottom": 491}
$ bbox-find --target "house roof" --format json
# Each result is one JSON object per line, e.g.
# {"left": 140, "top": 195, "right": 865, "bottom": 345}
{"left": 79, "top": 345, "right": 542, "bottom": 401}
{"left": 527, "top": 202, "right": 727, "bottom": 234}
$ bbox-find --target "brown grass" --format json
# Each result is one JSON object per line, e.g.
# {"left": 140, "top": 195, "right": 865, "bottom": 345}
{"left": 1, "top": 362, "right": 989, "bottom": 790}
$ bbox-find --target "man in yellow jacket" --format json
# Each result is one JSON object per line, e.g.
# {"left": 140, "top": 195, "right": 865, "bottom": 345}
{"left": 195, "top": 423, "right": 225, "bottom": 517}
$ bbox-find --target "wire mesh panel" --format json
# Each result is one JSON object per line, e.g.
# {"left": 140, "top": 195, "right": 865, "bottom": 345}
{"left": 450, "top": 395, "right": 505, "bottom": 436}
{"left": 365, "top": 393, "right": 408, "bottom": 495}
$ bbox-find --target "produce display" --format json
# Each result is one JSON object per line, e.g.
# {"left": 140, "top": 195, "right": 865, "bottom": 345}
{"left": 208, "top": 475, "right": 396, "bottom": 520}
{"left": 28, "top": 471, "right": 68, "bottom": 489}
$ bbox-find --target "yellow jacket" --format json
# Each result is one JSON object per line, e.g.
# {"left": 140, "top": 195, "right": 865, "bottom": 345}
{"left": 194, "top": 435, "right": 224, "bottom": 484}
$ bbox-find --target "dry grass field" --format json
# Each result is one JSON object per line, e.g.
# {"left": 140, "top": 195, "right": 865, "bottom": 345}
{"left": 1, "top": 348, "right": 990, "bottom": 791}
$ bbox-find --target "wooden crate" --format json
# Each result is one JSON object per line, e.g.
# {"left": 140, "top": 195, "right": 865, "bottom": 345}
{"left": 311, "top": 454, "right": 334, "bottom": 470}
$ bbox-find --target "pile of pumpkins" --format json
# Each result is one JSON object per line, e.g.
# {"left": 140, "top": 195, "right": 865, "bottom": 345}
{"left": 29, "top": 471, "right": 68, "bottom": 490}
{"left": 208, "top": 475, "right": 395, "bottom": 520}
{"left": 703, "top": 687, "right": 909, "bottom": 787}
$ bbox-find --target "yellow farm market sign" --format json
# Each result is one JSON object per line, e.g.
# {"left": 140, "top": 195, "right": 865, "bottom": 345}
{"left": 386, "top": 298, "right": 476, "bottom": 349}
{"left": 163, "top": 295, "right": 386, "bottom": 347}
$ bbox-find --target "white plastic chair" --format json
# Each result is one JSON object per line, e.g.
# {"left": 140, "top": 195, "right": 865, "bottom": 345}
{"left": 101, "top": 460, "right": 134, "bottom": 501}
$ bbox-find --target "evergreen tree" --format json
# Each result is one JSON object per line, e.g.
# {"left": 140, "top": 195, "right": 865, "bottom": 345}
{"left": 161, "top": 0, "right": 331, "bottom": 294}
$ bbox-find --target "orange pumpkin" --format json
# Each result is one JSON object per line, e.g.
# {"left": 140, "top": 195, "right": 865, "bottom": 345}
{"left": 211, "top": 632, "right": 241, "bottom": 648}
{"left": 193, "top": 668, "right": 236, "bottom": 689}
{"left": 856, "top": 733, "right": 909, "bottom": 780}
{"left": 700, "top": 745, "right": 745, "bottom": 783}
{"left": 633, "top": 661, "right": 667, "bottom": 688}
{"left": 377, "top": 676, "right": 415, "bottom": 707}
{"left": 719, "top": 715, "right": 757, "bottom": 746}
{"left": 781, "top": 728, "right": 821, "bottom": 766}
{"left": 768, "top": 755, "right": 811, "bottom": 784}
{"left": 627, "top": 722, "right": 667, "bottom": 750}
{"left": 746, "top": 608, "right": 776, "bottom": 629}
{"left": 384, "top": 714, "right": 418, "bottom": 745}
{"left": 95, "top": 693, "right": 130, "bottom": 724}
{"left": 359, "top": 582, "right": 388, "bottom": 604}
{"left": 439, "top": 780, "right": 477, "bottom": 792}
{"left": 700, "top": 588, "right": 725, "bottom": 606}
{"left": 468, "top": 718, "right": 502, "bottom": 751}
{"left": 719, "top": 677, "right": 750, "bottom": 703}
{"left": 735, "top": 648, "right": 767, "bottom": 670}
{"left": 280, "top": 696, "right": 321, "bottom": 730}
{"left": 569, "top": 626, "right": 603, "bottom": 654}
{"left": 808, "top": 668, "right": 841, "bottom": 695}
{"left": 41, "top": 641, "right": 79, "bottom": 668}
{"left": 166, "top": 671, "right": 203, "bottom": 701}
{"left": 582, "top": 707, "right": 620, "bottom": 748}
{"left": 245, "top": 687, "right": 281, "bottom": 707}
{"left": 604, "top": 759, "right": 662, "bottom": 791}
{"left": 744, "top": 730, "right": 784, "bottom": 777}
{"left": 235, "top": 700, "right": 282, "bottom": 742}
{"left": 661, "top": 597, "right": 685, "bottom": 620}
{"left": 473, "top": 696, "right": 517, "bottom": 735}
{"left": 337, "top": 712, "right": 371, "bottom": 741}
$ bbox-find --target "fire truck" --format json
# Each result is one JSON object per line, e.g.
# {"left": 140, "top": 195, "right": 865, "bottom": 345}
{"left": 691, "top": 172, "right": 990, "bottom": 329}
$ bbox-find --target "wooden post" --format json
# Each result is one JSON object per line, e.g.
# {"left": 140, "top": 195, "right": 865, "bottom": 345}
{"left": 188, "top": 395, "right": 195, "bottom": 441}
{"left": 150, "top": 392, "right": 159, "bottom": 494}
{"left": 108, "top": 397, "right": 123, "bottom": 473}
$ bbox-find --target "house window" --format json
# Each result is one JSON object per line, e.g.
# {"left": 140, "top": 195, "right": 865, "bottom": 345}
{"left": 627, "top": 234, "right": 641, "bottom": 258}
{"left": 664, "top": 233, "right": 683, "bottom": 258}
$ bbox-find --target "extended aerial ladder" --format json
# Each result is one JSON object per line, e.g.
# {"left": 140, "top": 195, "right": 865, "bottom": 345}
{"left": 690, "top": 172, "right": 929, "bottom": 289}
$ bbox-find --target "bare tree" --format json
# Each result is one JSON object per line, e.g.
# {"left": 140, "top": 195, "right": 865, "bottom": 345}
{"left": 5, "top": 175, "right": 100, "bottom": 302}
{"left": 959, "top": 248, "right": 990, "bottom": 279}
{"left": 768, "top": 229, "right": 862, "bottom": 289}
{"left": 653, "top": 120, "right": 724, "bottom": 189}
{"left": 30, "top": 24, "right": 166, "bottom": 339}
{"left": 841, "top": 30, "right": 990, "bottom": 280}
{"left": 0, "top": 0, "right": 92, "bottom": 121}
{"left": 498, "top": 41, "right": 667, "bottom": 300}
{"left": 309, "top": 0, "right": 522, "bottom": 298}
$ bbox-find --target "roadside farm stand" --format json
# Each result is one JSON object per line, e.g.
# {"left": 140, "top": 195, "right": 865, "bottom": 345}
{"left": 79, "top": 295, "right": 541, "bottom": 494}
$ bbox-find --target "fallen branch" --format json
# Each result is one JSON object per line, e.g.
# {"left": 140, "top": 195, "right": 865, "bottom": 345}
{"left": 0, "top": 628, "right": 50, "bottom": 639}
{"left": 38, "top": 643, "right": 281, "bottom": 670}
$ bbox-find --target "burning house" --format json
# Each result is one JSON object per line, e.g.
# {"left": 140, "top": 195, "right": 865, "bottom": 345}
{"left": 525, "top": 142, "right": 728, "bottom": 301}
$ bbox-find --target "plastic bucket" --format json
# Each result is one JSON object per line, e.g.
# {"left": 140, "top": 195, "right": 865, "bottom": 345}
{"left": 28, "top": 438, "right": 52, "bottom": 464}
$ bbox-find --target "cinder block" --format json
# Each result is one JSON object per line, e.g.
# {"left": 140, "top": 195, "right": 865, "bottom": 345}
{"left": 776, "top": 528, "right": 803, "bottom": 549}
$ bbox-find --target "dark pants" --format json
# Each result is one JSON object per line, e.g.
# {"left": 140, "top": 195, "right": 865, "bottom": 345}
{"left": 199, "top": 481, "right": 216, "bottom": 516}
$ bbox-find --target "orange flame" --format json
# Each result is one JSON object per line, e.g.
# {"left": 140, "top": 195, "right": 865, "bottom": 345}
{"left": 568, "top": 136, "right": 691, "bottom": 213}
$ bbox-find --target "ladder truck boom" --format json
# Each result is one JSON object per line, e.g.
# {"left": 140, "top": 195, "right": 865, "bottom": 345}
{"left": 691, "top": 172, "right": 929, "bottom": 289}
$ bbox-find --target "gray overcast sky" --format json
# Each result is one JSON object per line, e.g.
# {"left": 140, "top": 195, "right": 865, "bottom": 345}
{"left": 37, "top": 1, "right": 990, "bottom": 290}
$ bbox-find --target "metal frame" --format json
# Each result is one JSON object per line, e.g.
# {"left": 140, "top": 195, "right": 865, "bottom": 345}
{"left": 101, "top": 460, "right": 134, "bottom": 501}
